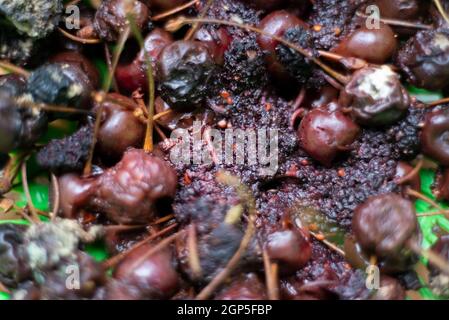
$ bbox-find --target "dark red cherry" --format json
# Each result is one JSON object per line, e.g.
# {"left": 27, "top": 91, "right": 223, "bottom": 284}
{"left": 146, "top": 0, "right": 187, "bottom": 11}
{"left": 115, "top": 28, "right": 173, "bottom": 94}
{"left": 95, "top": 93, "right": 146, "bottom": 160}
{"left": 396, "top": 30, "right": 449, "bottom": 91}
{"left": 89, "top": 149, "right": 178, "bottom": 224}
{"left": 94, "top": 0, "right": 149, "bottom": 42}
{"left": 241, "top": 0, "right": 287, "bottom": 10}
{"left": 394, "top": 161, "right": 421, "bottom": 191}
{"left": 428, "top": 235, "right": 449, "bottom": 298}
{"left": 109, "top": 243, "right": 180, "bottom": 299}
{"left": 421, "top": 109, "right": 449, "bottom": 166}
{"left": 374, "top": 0, "right": 422, "bottom": 20}
{"left": 333, "top": 24, "right": 397, "bottom": 64}
{"left": 157, "top": 40, "right": 216, "bottom": 109}
{"left": 353, "top": 193, "right": 419, "bottom": 269}
{"left": 257, "top": 10, "right": 308, "bottom": 80}
{"left": 298, "top": 108, "right": 360, "bottom": 167}
{"left": 193, "top": 27, "right": 232, "bottom": 65}
{"left": 49, "top": 51, "right": 100, "bottom": 89}
{"left": 215, "top": 273, "right": 267, "bottom": 300}
{"left": 339, "top": 66, "right": 410, "bottom": 126}
{"left": 265, "top": 228, "right": 311, "bottom": 274}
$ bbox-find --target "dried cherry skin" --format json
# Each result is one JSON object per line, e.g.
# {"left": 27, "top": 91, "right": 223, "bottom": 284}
{"left": 353, "top": 193, "right": 418, "bottom": 259}
{"left": 110, "top": 244, "right": 180, "bottom": 299}
{"left": 421, "top": 109, "right": 449, "bottom": 166}
{"left": 396, "top": 30, "right": 449, "bottom": 91}
{"left": 94, "top": 0, "right": 149, "bottom": 42}
{"left": 115, "top": 28, "right": 174, "bottom": 94}
{"left": 90, "top": 148, "right": 178, "bottom": 225}
{"left": 333, "top": 24, "right": 397, "bottom": 64}
{"left": 257, "top": 10, "right": 308, "bottom": 80}
{"left": 95, "top": 94, "right": 145, "bottom": 160}
{"left": 340, "top": 66, "right": 410, "bottom": 126}
{"left": 157, "top": 40, "right": 216, "bottom": 109}
{"left": 298, "top": 108, "right": 360, "bottom": 167}
{"left": 265, "top": 228, "right": 312, "bottom": 274}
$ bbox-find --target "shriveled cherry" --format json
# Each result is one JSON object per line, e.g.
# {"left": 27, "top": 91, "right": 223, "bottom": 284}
{"left": 94, "top": 0, "right": 149, "bottom": 42}
{"left": 298, "top": 108, "right": 360, "bottom": 167}
{"left": 421, "top": 109, "right": 449, "bottom": 166}
{"left": 115, "top": 28, "right": 173, "bottom": 94}
{"left": 339, "top": 66, "right": 410, "bottom": 126}
{"left": 157, "top": 40, "right": 216, "bottom": 109}
{"left": 333, "top": 24, "right": 397, "bottom": 64}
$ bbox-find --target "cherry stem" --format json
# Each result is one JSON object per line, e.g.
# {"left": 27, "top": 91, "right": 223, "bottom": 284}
{"left": 184, "top": 0, "right": 215, "bottom": 41}
{"left": 58, "top": 27, "right": 101, "bottom": 44}
{"left": 406, "top": 188, "right": 444, "bottom": 211}
{"left": 0, "top": 281, "right": 9, "bottom": 294}
{"left": 434, "top": 0, "right": 449, "bottom": 26}
{"left": 16, "top": 99, "right": 93, "bottom": 115}
{"left": 408, "top": 240, "right": 449, "bottom": 276}
{"left": 104, "top": 44, "right": 120, "bottom": 92}
{"left": 153, "top": 109, "right": 174, "bottom": 121}
{"left": 102, "top": 222, "right": 178, "bottom": 269}
{"left": 0, "top": 60, "right": 29, "bottom": 77}
{"left": 317, "top": 50, "right": 367, "bottom": 70}
{"left": 355, "top": 11, "right": 432, "bottom": 30}
{"left": 20, "top": 162, "right": 41, "bottom": 224}
{"left": 50, "top": 173, "right": 59, "bottom": 221}
{"left": 417, "top": 210, "right": 449, "bottom": 218}
{"left": 396, "top": 158, "right": 423, "bottom": 185}
{"left": 152, "top": 0, "right": 200, "bottom": 21}
{"left": 263, "top": 248, "right": 280, "bottom": 300}
{"left": 310, "top": 231, "right": 346, "bottom": 256}
{"left": 428, "top": 97, "right": 449, "bottom": 107}
{"left": 167, "top": 17, "right": 350, "bottom": 84}
{"left": 0, "top": 152, "right": 27, "bottom": 195}
{"left": 152, "top": 214, "right": 175, "bottom": 225}
{"left": 128, "top": 15, "right": 155, "bottom": 153}
{"left": 187, "top": 223, "right": 202, "bottom": 280}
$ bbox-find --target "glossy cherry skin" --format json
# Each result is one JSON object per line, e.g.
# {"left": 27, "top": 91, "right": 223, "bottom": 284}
{"left": 340, "top": 66, "right": 410, "bottom": 126}
{"left": 396, "top": 30, "right": 449, "bottom": 91}
{"left": 353, "top": 193, "right": 418, "bottom": 269}
{"left": 115, "top": 28, "right": 173, "bottom": 94}
{"left": 257, "top": 10, "right": 308, "bottom": 81}
{"left": 421, "top": 109, "right": 449, "bottom": 166}
{"left": 374, "top": 0, "right": 422, "bottom": 20}
{"left": 95, "top": 93, "right": 145, "bottom": 160}
{"left": 394, "top": 161, "right": 421, "bottom": 191}
{"left": 193, "top": 27, "right": 232, "bottom": 65}
{"left": 298, "top": 108, "right": 360, "bottom": 167}
{"left": 109, "top": 243, "right": 180, "bottom": 299}
{"left": 94, "top": 0, "right": 149, "bottom": 42}
{"left": 265, "top": 228, "right": 311, "bottom": 275}
{"left": 334, "top": 24, "right": 397, "bottom": 64}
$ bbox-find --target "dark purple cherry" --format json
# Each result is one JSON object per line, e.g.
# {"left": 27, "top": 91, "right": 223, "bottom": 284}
{"left": 339, "top": 66, "right": 410, "bottom": 126}
{"left": 334, "top": 24, "right": 397, "bottom": 64}
{"left": 115, "top": 28, "right": 173, "bottom": 94}
{"left": 421, "top": 109, "right": 449, "bottom": 166}
{"left": 353, "top": 193, "right": 419, "bottom": 272}
{"left": 396, "top": 30, "right": 449, "bottom": 91}
{"left": 257, "top": 10, "right": 308, "bottom": 80}
{"left": 265, "top": 228, "right": 311, "bottom": 274}
{"left": 95, "top": 93, "right": 145, "bottom": 160}
{"left": 108, "top": 243, "right": 180, "bottom": 299}
{"left": 94, "top": 0, "right": 149, "bottom": 42}
{"left": 298, "top": 107, "right": 360, "bottom": 167}
{"left": 193, "top": 27, "right": 232, "bottom": 65}
{"left": 157, "top": 40, "right": 216, "bottom": 109}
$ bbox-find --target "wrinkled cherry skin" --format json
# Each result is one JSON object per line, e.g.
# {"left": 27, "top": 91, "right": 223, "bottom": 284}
{"left": 215, "top": 273, "right": 267, "bottom": 300}
{"left": 94, "top": 0, "right": 149, "bottom": 42}
{"left": 90, "top": 149, "right": 178, "bottom": 225}
{"left": 353, "top": 193, "right": 419, "bottom": 272}
{"left": 396, "top": 30, "right": 449, "bottom": 91}
{"left": 265, "top": 228, "right": 311, "bottom": 275}
{"left": 394, "top": 161, "right": 421, "bottom": 191}
{"left": 193, "top": 27, "right": 233, "bottom": 65}
{"left": 257, "top": 10, "right": 308, "bottom": 80}
{"left": 340, "top": 66, "right": 410, "bottom": 126}
{"left": 95, "top": 93, "right": 145, "bottom": 160}
{"left": 370, "top": 276, "right": 406, "bottom": 300}
{"left": 157, "top": 40, "right": 216, "bottom": 109}
{"left": 115, "top": 28, "right": 173, "bottom": 94}
{"left": 298, "top": 108, "right": 360, "bottom": 167}
{"left": 421, "top": 109, "right": 449, "bottom": 166}
{"left": 334, "top": 24, "right": 397, "bottom": 64}
{"left": 50, "top": 51, "right": 100, "bottom": 89}
{"left": 108, "top": 244, "right": 180, "bottom": 300}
